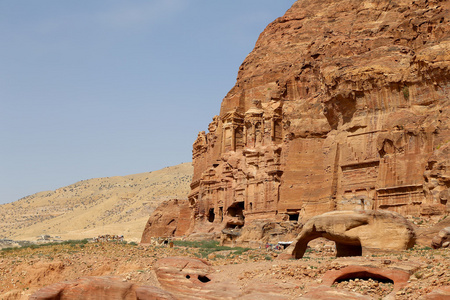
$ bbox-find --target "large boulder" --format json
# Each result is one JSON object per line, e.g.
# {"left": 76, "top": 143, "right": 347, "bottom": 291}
{"left": 283, "top": 210, "right": 415, "bottom": 259}
{"left": 431, "top": 226, "right": 450, "bottom": 249}
{"left": 415, "top": 216, "right": 450, "bottom": 247}
{"left": 140, "top": 199, "right": 191, "bottom": 244}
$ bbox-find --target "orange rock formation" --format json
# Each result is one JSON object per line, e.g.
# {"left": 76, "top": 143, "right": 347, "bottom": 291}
{"left": 188, "top": 0, "right": 450, "bottom": 235}
{"left": 140, "top": 199, "right": 190, "bottom": 243}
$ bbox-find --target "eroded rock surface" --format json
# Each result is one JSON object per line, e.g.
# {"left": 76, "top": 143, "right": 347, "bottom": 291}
{"left": 221, "top": 220, "right": 302, "bottom": 247}
{"left": 188, "top": 0, "right": 450, "bottom": 238}
{"left": 140, "top": 199, "right": 191, "bottom": 243}
{"left": 155, "top": 257, "right": 241, "bottom": 299}
{"left": 283, "top": 210, "right": 415, "bottom": 259}
{"left": 29, "top": 277, "right": 174, "bottom": 300}
{"left": 419, "top": 286, "right": 450, "bottom": 300}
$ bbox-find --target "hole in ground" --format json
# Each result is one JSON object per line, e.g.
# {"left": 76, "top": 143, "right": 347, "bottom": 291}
{"left": 186, "top": 275, "right": 190, "bottom": 279}
{"left": 333, "top": 272, "right": 394, "bottom": 298}
{"left": 198, "top": 275, "right": 211, "bottom": 283}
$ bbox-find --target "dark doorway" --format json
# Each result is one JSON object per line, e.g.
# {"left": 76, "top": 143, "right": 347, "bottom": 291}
{"left": 219, "top": 207, "right": 223, "bottom": 222}
{"left": 208, "top": 208, "right": 215, "bottom": 223}
{"left": 227, "top": 202, "right": 245, "bottom": 220}
{"left": 289, "top": 213, "right": 299, "bottom": 222}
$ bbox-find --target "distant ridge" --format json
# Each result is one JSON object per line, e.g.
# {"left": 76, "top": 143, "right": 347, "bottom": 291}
{"left": 0, "top": 162, "right": 193, "bottom": 242}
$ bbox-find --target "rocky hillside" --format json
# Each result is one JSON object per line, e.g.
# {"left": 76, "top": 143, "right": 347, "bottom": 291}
{"left": 0, "top": 163, "right": 192, "bottom": 242}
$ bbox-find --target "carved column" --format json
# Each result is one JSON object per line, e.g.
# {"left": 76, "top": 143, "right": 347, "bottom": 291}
{"left": 232, "top": 125, "right": 236, "bottom": 152}
{"left": 222, "top": 127, "right": 226, "bottom": 153}
{"left": 252, "top": 123, "right": 256, "bottom": 147}
{"left": 243, "top": 126, "right": 247, "bottom": 145}
{"left": 271, "top": 119, "right": 275, "bottom": 142}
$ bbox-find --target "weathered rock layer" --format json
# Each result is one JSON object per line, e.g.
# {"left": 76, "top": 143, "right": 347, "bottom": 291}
{"left": 140, "top": 199, "right": 190, "bottom": 243}
{"left": 188, "top": 0, "right": 450, "bottom": 235}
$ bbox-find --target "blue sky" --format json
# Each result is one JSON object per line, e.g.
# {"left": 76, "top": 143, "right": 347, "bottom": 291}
{"left": 0, "top": 1, "right": 295, "bottom": 204}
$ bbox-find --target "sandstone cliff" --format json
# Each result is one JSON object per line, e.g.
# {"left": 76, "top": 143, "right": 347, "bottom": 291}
{"left": 189, "top": 0, "right": 450, "bottom": 235}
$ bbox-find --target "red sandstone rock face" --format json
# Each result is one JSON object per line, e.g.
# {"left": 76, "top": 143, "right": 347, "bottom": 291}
{"left": 140, "top": 199, "right": 190, "bottom": 243}
{"left": 29, "top": 277, "right": 175, "bottom": 300}
{"left": 297, "top": 285, "right": 374, "bottom": 300}
{"left": 154, "top": 257, "right": 240, "bottom": 299}
{"left": 154, "top": 257, "right": 289, "bottom": 299}
{"left": 189, "top": 0, "right": 450, "bottom": 237}
{"left": 419, "top": 285, "right": 450, "bottom": 300}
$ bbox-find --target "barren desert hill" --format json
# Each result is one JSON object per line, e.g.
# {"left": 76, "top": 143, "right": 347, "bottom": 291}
{"left": 0, "top": 162, "right": 192, "bottom": 242}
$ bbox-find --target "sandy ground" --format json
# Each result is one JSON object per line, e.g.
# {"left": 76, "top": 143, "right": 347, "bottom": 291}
{"left": 0, "top": 239, "right": 448, "bottom": 299}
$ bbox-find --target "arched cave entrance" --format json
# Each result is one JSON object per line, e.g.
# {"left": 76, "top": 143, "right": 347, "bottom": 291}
{"left": 292, "top": 237, "right": 362, "bottom": 259}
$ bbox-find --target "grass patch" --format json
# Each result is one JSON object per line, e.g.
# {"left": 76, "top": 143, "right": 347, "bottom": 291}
{"left": 1, "top": 239, "right": 90, "bottom": 252}
{"left": 173, "top": 240, "right": 251, "bottom": 258}
{"left": 402, "top": 86, "right": 410, "bottom": 100}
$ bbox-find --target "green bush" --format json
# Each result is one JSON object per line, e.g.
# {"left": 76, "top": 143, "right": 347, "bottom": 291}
{"left": 402, "top": 86, "right": 410, "bottom": 100}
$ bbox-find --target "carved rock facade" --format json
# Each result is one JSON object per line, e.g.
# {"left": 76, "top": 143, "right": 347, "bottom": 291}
{"left": 188, "top": 0, "right": 450, "bottom": 235}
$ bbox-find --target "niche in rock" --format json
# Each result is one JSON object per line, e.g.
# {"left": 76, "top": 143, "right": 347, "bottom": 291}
{"left": 323, "top": 94, "right": 357, "bottom": 130}
{"left": 208, "top": 208, "right": 215, "bottom": 223}
{"left": 219, "top": 207, "right": 224, "bottom": 222}
{"left": 226, "top": 202, "right": 245, "bottom": 228}
{"left": 198, "top": 275, "right": 211, "bottom": 283}
{"left": 227, "top": 202, "right": 245, "bottom": 219}
{"left": 289, "top": 213, "right": 299, "bottom": 222}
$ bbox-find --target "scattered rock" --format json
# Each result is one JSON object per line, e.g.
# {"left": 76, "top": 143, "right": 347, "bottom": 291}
{"left": 431, "top": 227, "right": 450, "bottom": 249}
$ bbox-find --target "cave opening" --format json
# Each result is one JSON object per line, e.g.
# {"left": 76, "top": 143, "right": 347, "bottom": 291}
{"left": 334, "top": 271, "right": 394, "bottom": 284}
{"left": 289, "top": 213, "right": 299, "bottom": 222}
{"left": 208, "top": 208, "right": 215, "bottom": 223}
{"left": 227, "top": 202, "right": 245, "bottom": 219}
{"left": 198, "top": 275, "right": 211, "bottom": 283}
{"left": 335, "top": 241, "right": 362, "bottom": 257}
{"left": 219, "top": 207, "right": 223, "bottom": 222}
{"left": 292, "top": 238, "right": 362, "bottom": 259}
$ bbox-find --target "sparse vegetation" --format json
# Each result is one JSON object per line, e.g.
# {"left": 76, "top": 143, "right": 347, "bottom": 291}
{"left": 173, "top": 240, "right": 251, "bottom": 258}
{"left": 0, "top": 163, "right": 193, "bottom": 241}
{"left": 402, "top": 86, "right": 410, "bottom": 100}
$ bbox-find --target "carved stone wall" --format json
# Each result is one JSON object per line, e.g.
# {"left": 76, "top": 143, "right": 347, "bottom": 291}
{"left": 188, "top": 0, "right": 450, "bottom": 235}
